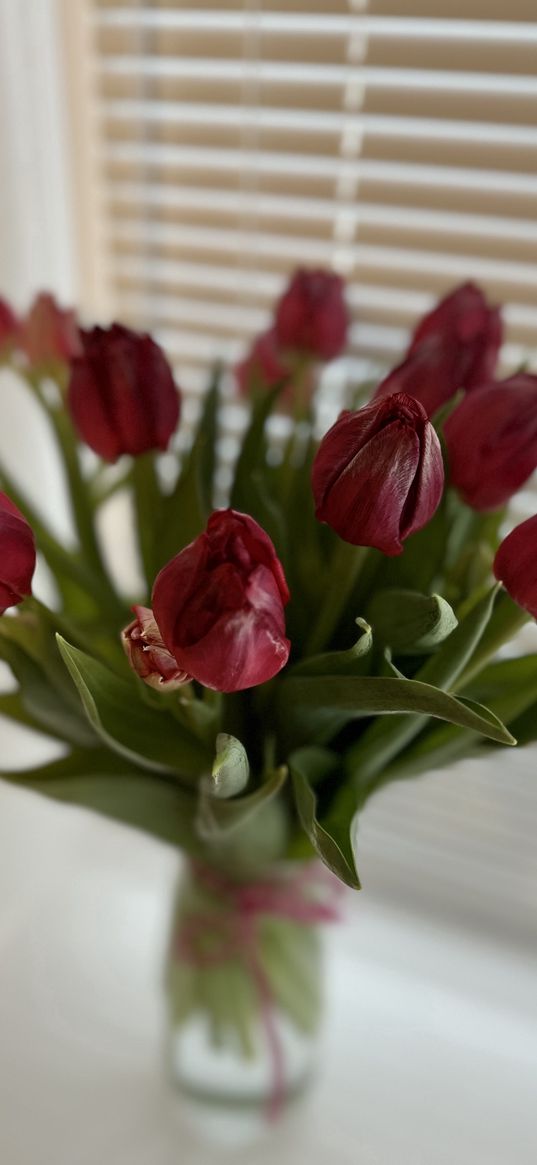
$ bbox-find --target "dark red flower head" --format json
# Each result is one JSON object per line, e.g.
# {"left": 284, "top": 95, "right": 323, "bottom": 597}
{"left": 274, "top": 268, "right": 348, "bottom": 361}
{"left": 374, "top": 282, "right": 502, "bottom": 417}
{"left": 235, "top": 328, "right": 292, "bottom": 396}
{"left": 494, "top": 516, "right": 537, "bottom": 620}
{"left": 0, "top": 298, "right": 20, "bottom": 355}
{"left": 68, "top": 324, "right": 181, "bottom": 461}
{"left": 152, "top": 509, "right": 290, "bottom": 692}
{"left": 444, "top": 374, "right": 537, "bottom": 511}
{"left": 0, "top": 492, "right": 36, "bottom": 613}
{"left": 312, "top": 392, "right": 444, "bottom": 555}
{"left": 20, "top": 292, "right": 82, "bottom": 368}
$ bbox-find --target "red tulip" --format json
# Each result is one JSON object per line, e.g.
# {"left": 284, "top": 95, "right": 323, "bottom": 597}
{"left": 274, "top": 268, "right": 348, "bottom": 361}
{"left": 20, "top": 292, "right": 82, "bottom": 367}
{"left": 312, "top": 392, "right": 444, "bottom": 555}
{"left": 0, "top": 298, "right": 20, "bottom": 354}
{"left": 494, "top": 516, "right": 537, "bottom": 619}
{"left": 0, "top": 492, "right": 36, "bottom": 613}
{"left": 235, "top": 329, "right": 291, "bottom": 396}
{"left": 121, "top": 606, "right": 191, "bottom": 691}
{"left": 68, "top": 324, "right": 180, "bottom": 461}
{"left": 444, "top": 375, "right": 537, "bottom": 511}
{"left": 152, "top": 509, "right": 290, "bottom": 692}
{"left": 374, "top": 282, "right": 502, "bottom": 417}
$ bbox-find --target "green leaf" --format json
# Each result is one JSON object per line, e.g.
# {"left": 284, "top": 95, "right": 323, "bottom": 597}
{"left": 366, "top": 589, "right": 458, "bottom": 654}
{"left": 155, "top": 374, "right": 220, "bottom": 570}
{"left": 455, "top": 589, "right": 530, "bottom": 689}
{"left": 289, "top": 748, "right": 360, "bottom": 889}
{"left": 230, "top": 383, "right": 283, "bottom": 515}
{"left": 280, "top": 673, "right": 515, "bottom": 750}
{"left": 56, "top": 636, "right": 211, "bottom": 779}
{"left": 417, "top": 583, "right": 501, "bottom": 689}
{"left": 289, "top": 618, "right": 372, "bottom": 678}
{"left": 242, "top": 470, "right": 287, "bottom": 561}
{"left": 0, "top": 690, "right": 46, "bottom": 733}
{"left": 371, "top": 654, "right": 537, "bottom": 789}
{"left": 0, "top": 750, "right": 200, "bottom": 850}
{"left": 196, "top": 365, "right": 220, "bottom": 513}
{"left": 344, "top": 582, "right": 502, "bottom": 788}
{"left": 196, "top": 765, "right": 287, "bottom": 840}
{"left": 0, "top": 631, "right": 97, "bottom": 748}
{"left": 373, "top": 495, "right": 451, "bottom": 596}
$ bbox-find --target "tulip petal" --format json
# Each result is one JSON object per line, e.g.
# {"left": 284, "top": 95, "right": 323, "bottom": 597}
{"left": 494, "top": 515, "right": 537, "bottom": 620}
{"left": 152, "top": 509, "right": 290, "bottom": 693}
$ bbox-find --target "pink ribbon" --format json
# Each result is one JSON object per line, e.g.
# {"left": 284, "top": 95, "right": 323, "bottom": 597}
{"left": 176, "top": 861, "right": 343, "bottom": 1120}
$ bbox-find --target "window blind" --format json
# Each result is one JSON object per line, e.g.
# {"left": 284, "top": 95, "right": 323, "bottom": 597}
{"left": 86, "top": 0, "right": 537, "bottom": 401}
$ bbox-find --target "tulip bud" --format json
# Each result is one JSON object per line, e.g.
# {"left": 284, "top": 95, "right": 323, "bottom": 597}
{"left": 274, "top": 268, "right": 348, "bottom": 361}
{"left": 312, "top": 392, "right": 444, "bottom": 555}
{"left": 0, "top": 492, "right": 36, "bottom": 614}
{"left": 121, "top": 605, "right": 191, "bottom": 690}
{"left": 374, "top": 282, "right": 502, "bottom": 417}
{"left": 68, "top": 324, "right": 181, "bottom": 461}
{"left": 235, "top": 328, "right": 291, "bottom": 396}
{"left": 494, "top": 516, "right": 537, "bottom": 620}
{"left": 152, "top": 509, "right": 290, "bottom": 693}
{"left": 444, "top": 375, "right": 537, "bottom": 511}
{"left": 20, "top": 292, "right": 82, "bottom": 369}
{"left": 0, "top": 298, "right": 20, "bottom": 356}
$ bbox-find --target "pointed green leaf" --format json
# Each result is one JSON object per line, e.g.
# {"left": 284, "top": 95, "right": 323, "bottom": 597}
{"left": 345, "top": 582, "right": 503, "bottom": 788}
{"left": 230, "top": 383, "right": 283, "bottom": 514}
{"left": 289, "top": 748, "right": 360, "bottom": 889}
{"left": 56, "top": 636, "right": 210, "bottom": 779}
{"left": 368, "top": 654, "right": 537, "bottom": 792}
{"left": 196, "top": 765, "right": 287, "bottom": 840}
{"left": 0, "top": 632, "right": 97, "bottom": 748}
{"left": 290, "top": 619, "right": 373, "bottom": 678}
{"left": 280, "top": 673, "right": 514, "bottom": 750}
{"left": 155, "top": 373, "right": 220, "bottom": 570}
{"left": 0, "top": 750, "right": 200, "bottom": 850}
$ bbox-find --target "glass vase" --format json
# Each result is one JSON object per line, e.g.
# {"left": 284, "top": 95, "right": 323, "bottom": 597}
{"left": 165, "top": 858, "right": 337, "bottom": 1124}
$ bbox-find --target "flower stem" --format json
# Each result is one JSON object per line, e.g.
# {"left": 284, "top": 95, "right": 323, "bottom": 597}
{"left": 131, "top": 452, "right": 162, "bottom": 592}
{"left": 305, "top": 541, "right": 368, "bottom": 656}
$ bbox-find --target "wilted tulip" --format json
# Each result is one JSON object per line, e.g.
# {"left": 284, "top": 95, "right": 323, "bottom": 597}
{"left": 20, "top": 292, "right": 81, "bottom": 368}
{"left": 0, "top": 298, "right": 20, "bottom": 355}
{"left": 444, "top": 374, "right": 537, "bottom": 511}
{"left": 312, "top": 392, "right": 444, "bottom": 555}
{"left": 68, "top": 324, "right": 180, "bottom": 461}
{"left": 0, "top": 492, "right": 36, "bottom": 613}
{"left": 122, "top": 606, "right": 191, "bottom": 690}
{"left": 374, "top": 282, "right": 502, "bottom": 417}
{"left": 274, "top": 268, "right": 348, "bottom": 361}
{"left": 494, "top": 515, "right": 537, "bottom": 620}
{"left": 152, "top": 509, "right": 290, "bottom": 692}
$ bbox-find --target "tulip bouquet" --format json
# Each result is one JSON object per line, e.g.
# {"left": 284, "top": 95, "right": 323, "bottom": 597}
{"left": 0, "top": 275, "right": 536, "bottom": 1107}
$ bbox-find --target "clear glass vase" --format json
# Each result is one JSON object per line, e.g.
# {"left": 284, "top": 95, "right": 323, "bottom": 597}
{"left": 165, "top": 858, "right": 334, "bottom": 1126}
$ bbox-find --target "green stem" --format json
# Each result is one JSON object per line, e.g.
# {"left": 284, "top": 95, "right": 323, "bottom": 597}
{"left": 131, "top": 452, "right": 162, "bottom": 593}
{"left": 305, "top": 542, "right": 368, "bottom": 656}
{"left": 47, "top": 407, "right": 105, "bottom": 574}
